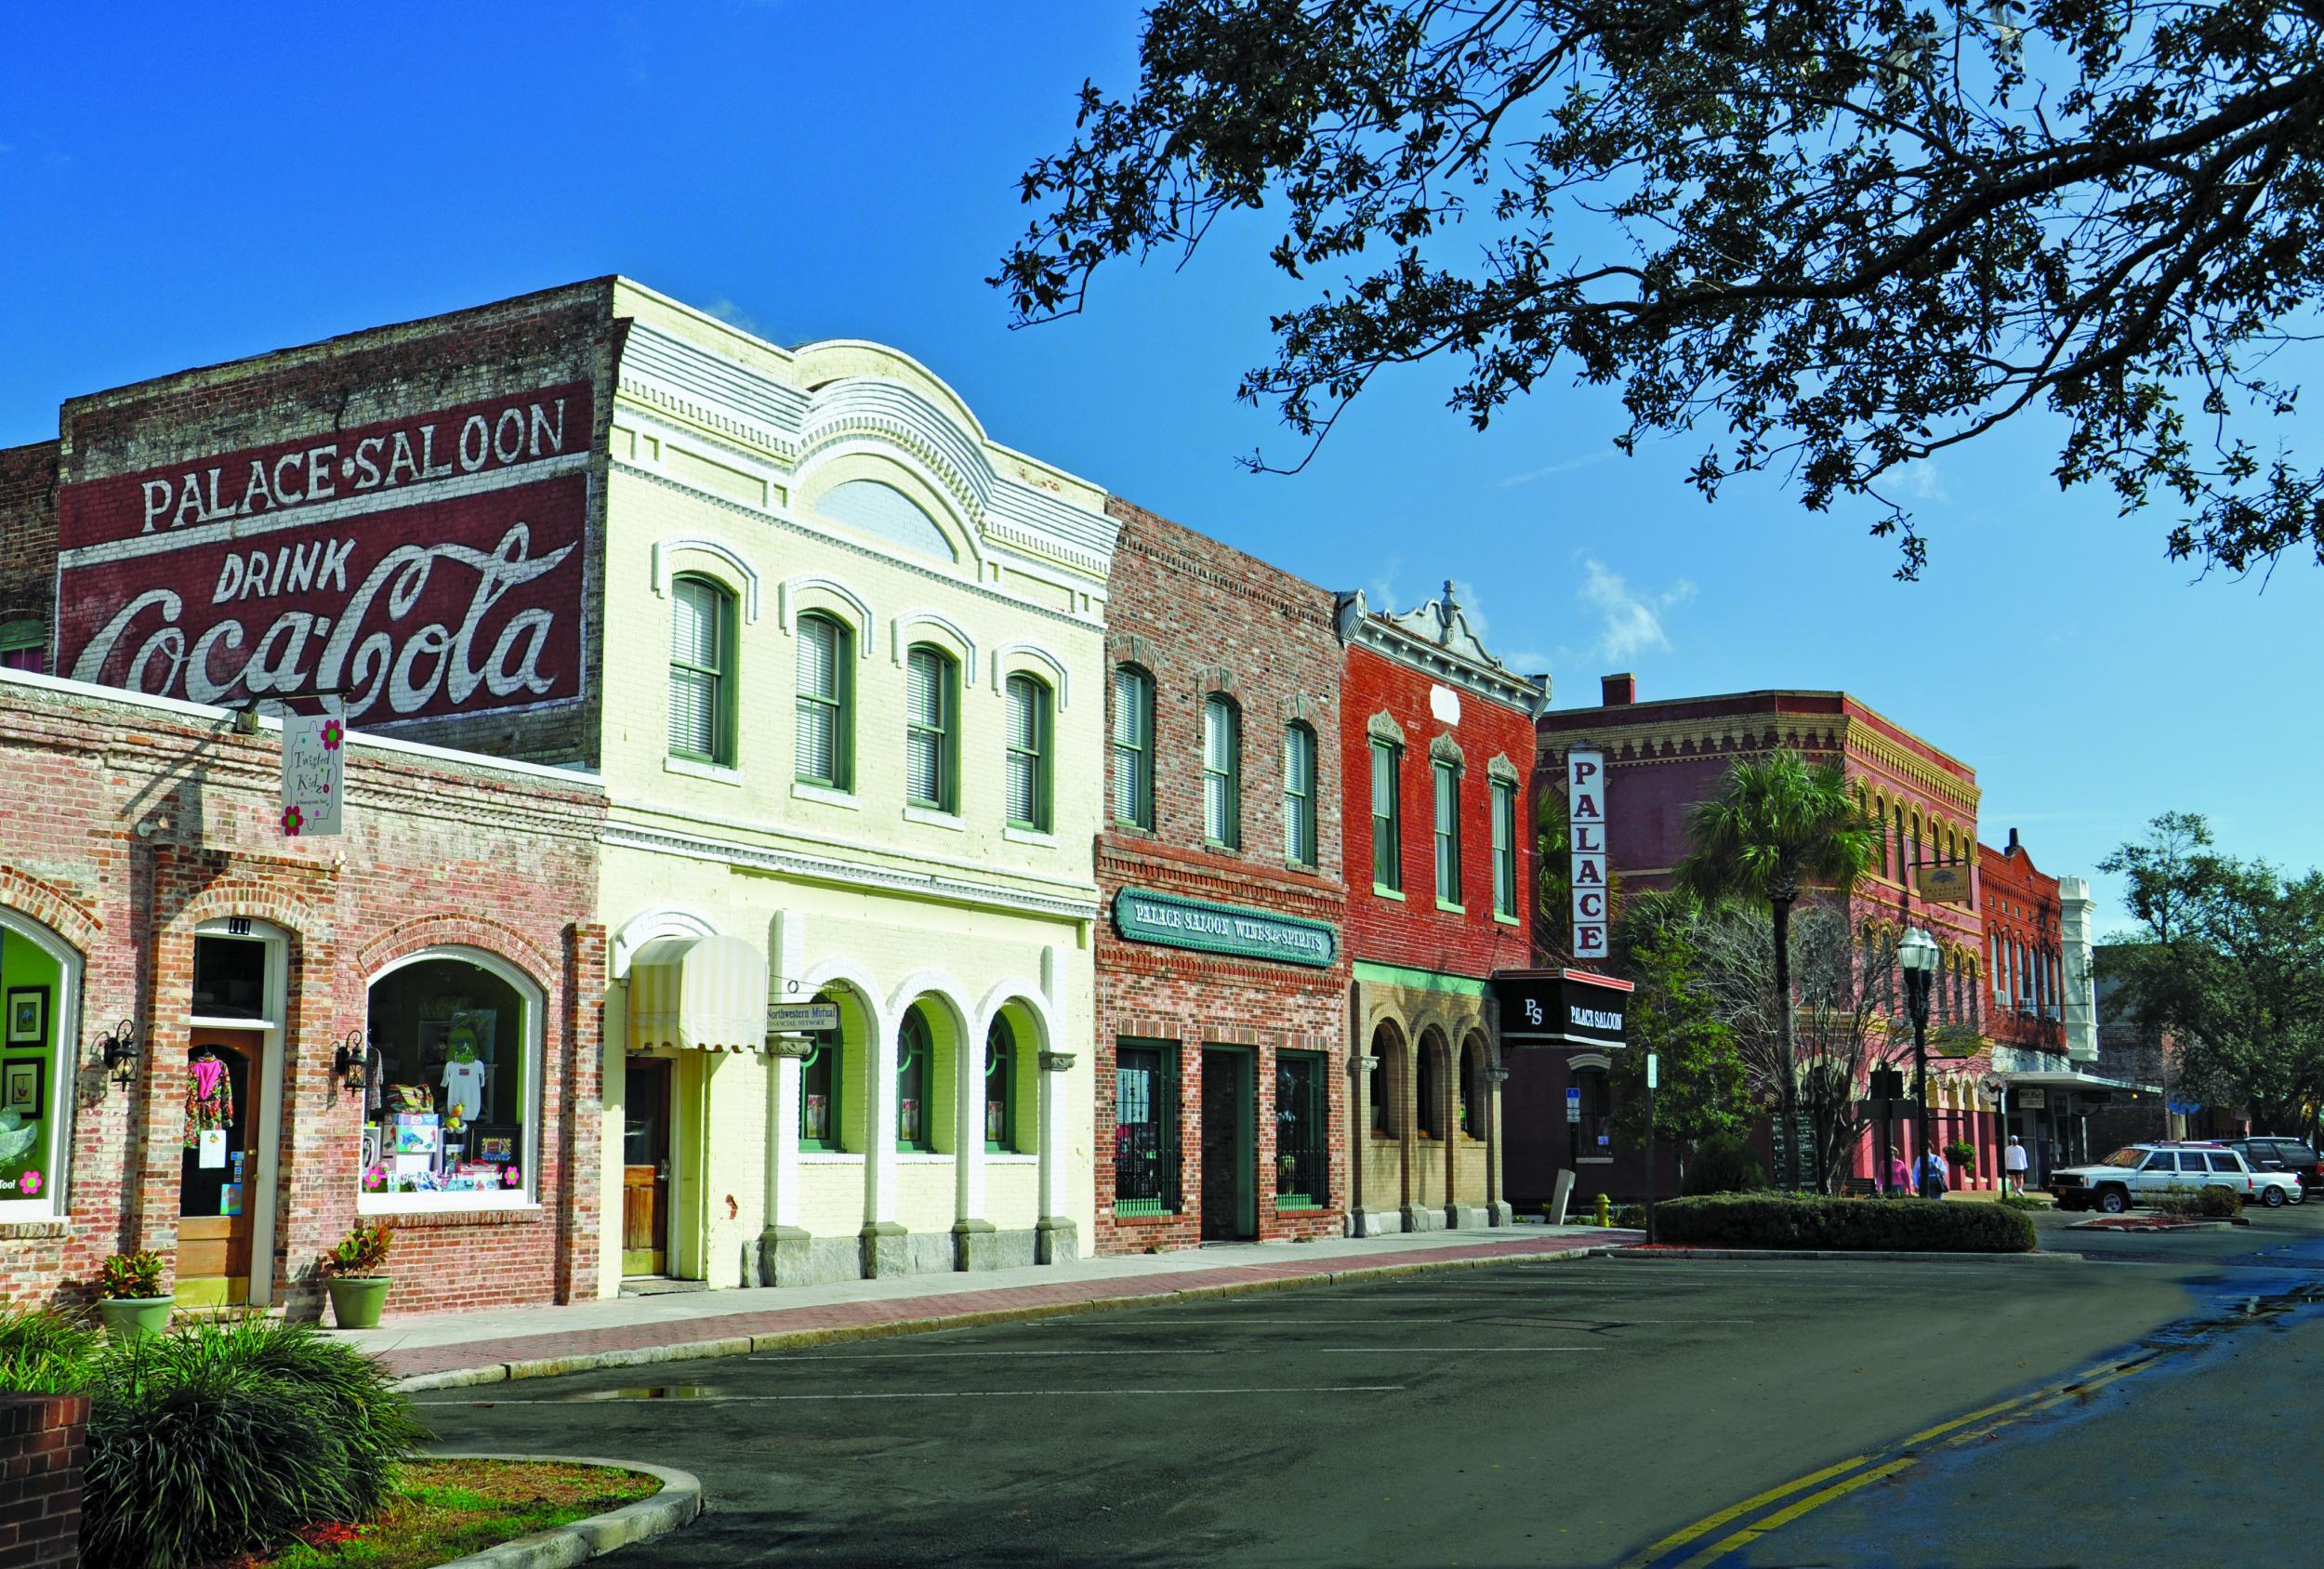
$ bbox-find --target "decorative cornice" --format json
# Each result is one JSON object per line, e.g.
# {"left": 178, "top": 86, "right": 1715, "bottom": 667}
{"left": 1486, "top": 752, "right": 1521, "bottom": 786}
{"left": 1429, "top": 732, "right": 1465, "bottom": 767}
{"left": 1367, "top": 710, "right": 1406, "bottom": 747}
{"left": 601, "top": 823, "right": 1099, "bottom": 925}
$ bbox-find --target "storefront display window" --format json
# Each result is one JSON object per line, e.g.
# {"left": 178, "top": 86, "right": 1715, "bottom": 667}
{"left": 1274, "top": 1052, "right": 1327, "bottom": 1207}
{"left": 362, "top": 951, "right": 539, "bottom": 1210}
{"left": 1571, "top": 1064, "right": 1613, "bottom": 1163}
{"left": 800, "top": 1024, "right": 843, "bottom": 1151}
{"left": 1114, "top": 1041, "right": 1179, "bottom": 1215}
{"left": 984, "top": 1018, "right": 1017, "bottom": 1153}
{"left": 896, "top": 1009, "right": 932, "bottom": 1151}
{"left": 0, "top": 917, "right": 73, "bottom": 1218}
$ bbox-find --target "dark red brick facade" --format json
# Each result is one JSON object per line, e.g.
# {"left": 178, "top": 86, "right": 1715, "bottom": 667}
{"left": 1094, "top": 499, "right": 1349, "bottom": 1255}
{"left": 0, "top": 1392, "right": 86, "bottom": 1568}
{"left": 0, "top": 442, "right": 59, "bottom": 668}
{"left": 0, "top": 672, "right": 604, "bottom": 1316}
{"left": 1979, "top": 828, "right": 2066, "bottom": 1056}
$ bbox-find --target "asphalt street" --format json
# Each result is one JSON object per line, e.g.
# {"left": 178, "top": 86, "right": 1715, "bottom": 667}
{"left": 408, "top": 1208, "right": 2322, "bottom": 1567}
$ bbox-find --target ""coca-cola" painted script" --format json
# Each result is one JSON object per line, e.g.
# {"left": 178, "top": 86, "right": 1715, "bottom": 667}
{"left": 56, "top": 386, "right": 593, "bottom": 726}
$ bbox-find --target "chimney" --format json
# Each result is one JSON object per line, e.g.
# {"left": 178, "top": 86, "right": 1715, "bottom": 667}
{"left": 1601, "top": 673, "right": 1636, "bottom": 706}
{"left": 2007, "top": 826, "right": 2021, "bottom": 854}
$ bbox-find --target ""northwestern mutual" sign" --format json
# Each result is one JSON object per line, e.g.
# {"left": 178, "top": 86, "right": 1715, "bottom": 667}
{"left": 1114, "top": 888, "right": 1338, "bottom": 969}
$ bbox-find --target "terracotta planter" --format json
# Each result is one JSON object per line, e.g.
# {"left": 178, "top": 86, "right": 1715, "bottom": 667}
{"left": 97, "top": 1296, "right": 173, "bottom": 1340}
{"left": 327, "top": 1276, "right": 390, "bottom": 1330}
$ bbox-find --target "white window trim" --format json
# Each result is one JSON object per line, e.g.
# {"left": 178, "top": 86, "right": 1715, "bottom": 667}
{"left": 665, "top": 757, "right": 743, "bottom": 786}
{"left": 0, "top": 910, "right": 77, "bottom": 1225}
{"left": 358, "top": 944, "right": 546, "bottom": 1216}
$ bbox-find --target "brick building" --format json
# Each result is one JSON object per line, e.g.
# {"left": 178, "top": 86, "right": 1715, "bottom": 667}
{"left": 1525, "top": 679, "right": 1995, "bottom": 1200}
{"left": 1337, "top": 587, "right": 1543, "bottom": 1233}
{"left": 0, "top": 666, "right": 602, "bottom": 1315}
{"left": 1093, "top": 500, "right": 1348, "bottom": 1253}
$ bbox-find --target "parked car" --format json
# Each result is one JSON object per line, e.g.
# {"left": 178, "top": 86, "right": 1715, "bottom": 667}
{"left": 2049, "top": 1141, "right": 2299, "bottom": 1212}
{"left": 2226, "top": 1137, "right": 2324, "bottom": 1194}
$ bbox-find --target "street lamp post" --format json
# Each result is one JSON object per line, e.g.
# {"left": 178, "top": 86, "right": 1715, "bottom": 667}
{"left": 1899, "top": 927, "right": 1940, "bottom": 1195}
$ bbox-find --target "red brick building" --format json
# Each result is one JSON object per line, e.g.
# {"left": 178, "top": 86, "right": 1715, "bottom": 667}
{"left": 0, "top": 667, "right": 604, "bottom": 1316}
{"left": 1094, "top": 500, "right": 1349, "bottom": 1252}
{"left": 1525, "top": 679, "right": 1997, "bottom": 1200}
{"left": 1337, "top": 586, "right": 1544, "bottom": 1233}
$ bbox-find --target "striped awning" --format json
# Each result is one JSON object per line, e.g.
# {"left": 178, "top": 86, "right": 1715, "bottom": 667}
{"left": 627, "top": 933, "right": 768, "bottom": 1052}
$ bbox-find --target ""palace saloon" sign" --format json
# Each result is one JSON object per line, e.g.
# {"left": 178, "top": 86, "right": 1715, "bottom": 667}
{"left": 1493, "top": 968, "right": 1636, "bottom": 1049}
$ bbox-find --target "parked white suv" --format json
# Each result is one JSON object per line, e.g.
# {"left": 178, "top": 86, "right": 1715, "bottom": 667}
{"left": 2050, "top": 1141, "right": 2302, "bottom": 1213}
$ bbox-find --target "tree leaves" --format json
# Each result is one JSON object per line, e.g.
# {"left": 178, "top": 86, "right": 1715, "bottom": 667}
{"left": 998, "top": 0, "right": 2324, "bottom": 578}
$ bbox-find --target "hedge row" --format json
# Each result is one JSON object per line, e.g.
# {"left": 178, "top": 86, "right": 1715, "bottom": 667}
{"left": 1655, "top": 1193, "right": 2038, "bottom": 1253}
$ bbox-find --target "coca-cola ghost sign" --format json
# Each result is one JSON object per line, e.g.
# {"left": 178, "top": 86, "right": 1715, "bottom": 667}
{"left": 56, "top": 384, "right": 593, "bottom": 727}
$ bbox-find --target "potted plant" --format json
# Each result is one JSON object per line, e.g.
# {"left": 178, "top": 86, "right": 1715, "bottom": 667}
{"left": 95, "top": 1249, "right": 173, "bottom": 1339}
{"left": 1945, "top": 1139, "right": 1977, "bottom": 1173}
{"left": 319, "top": 1219, "right": 394, "bottom": 1329}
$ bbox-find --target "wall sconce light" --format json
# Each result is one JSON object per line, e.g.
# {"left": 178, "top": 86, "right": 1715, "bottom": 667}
{"left": 332, "top": 1030, "right": 370, "bottom": 1093}
{"left": 95, "top": 1020, "right": 138, "bottom": 1087}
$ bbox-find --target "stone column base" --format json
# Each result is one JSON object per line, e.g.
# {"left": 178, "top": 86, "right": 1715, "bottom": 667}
{"left": 1036, "top": 1215, "right": 1078, "bottom": 1264}
{"left": 1445, "top": 1204, "right": 1490, "bottom": 1230}
{"left": 1400, "top": 1204, "right": 1447, "bottom": 1233}
{"left": 757, "top": 1225, "right": 813, "bottom": 1287}
{"left": 860, "top": 1220, "right": 911, "bottom": 1279}
{"left": 1350, "top": 1207, "right": 1404, "bottom": 1238}
{"left": 952, "top": 1218, "right": 998, "bottom": 1272}
{"left": 1486, "top": 1200, "right": 1514, "bottom": 1227}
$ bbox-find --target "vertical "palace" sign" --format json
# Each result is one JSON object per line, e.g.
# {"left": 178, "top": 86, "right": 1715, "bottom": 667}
{"left": 1568, "top": 747, "right": 1609, "bottom": 959}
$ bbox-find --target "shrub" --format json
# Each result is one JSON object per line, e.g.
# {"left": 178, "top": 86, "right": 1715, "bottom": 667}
{"left": 319, "top": 1219, "right": 394, "bottom": 1279}
{"left": 1683, "top": 1132, "right": 1768, "bottom": 1195}
{"left": 96, "top": 1250, "right": 166, "bottom": 1300}
{"left": 20, "top": 1312, "right": 429, "bottom": 1569}
{"left": 1996, "top": 1193, "right": 2045, "bottom": 1213}
{"left": 2150, "top": 1185, "right": 2241, "bottom": 1220}
{"left": 2196, "top": 1184, "right": 2244, "bottom": 1218}
{"left": 1656, "top": 1193, "right": 2037, "bottom": 1253}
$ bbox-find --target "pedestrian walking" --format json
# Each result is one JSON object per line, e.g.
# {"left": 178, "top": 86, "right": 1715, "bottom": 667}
{"left": 1886, "top": 1152, "right": 1912, "bottom": 1195}
{"left": 1917, "top": 1149, "right": 1950, "bottom": 1199}
{"left": 2004, "top": 1134, "right": 2030, "bottom": 1196}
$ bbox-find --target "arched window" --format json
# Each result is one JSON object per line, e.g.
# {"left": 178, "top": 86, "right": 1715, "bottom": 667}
{"left": 1112, "top": 666, "right": 1155, "bottom": 829}
{"left": 795, "top": 612, "right": 853, "bottom": 789}
{"left": 1369, "top": 1024, "right": 1402, "bottom": 1136}
{"left": 1417, "top": 1037, "right": 1444, "bottom": 1140}
{"left": 1894, "top": 805, "right": 1907, "bottom": 879}
{"left": 1282, "top": 721, "right": 1317, "bottom": 867}
{"left": 0, "top": 910, "right": 79, "bottom": 1220}
{"left": 1459, "top": 1038, "right": 1486, "bottom": 1138}
{"left": 984, "top": 1016, "right": 1018, "bottom": 1152}
{"left": 0, "top": 618, "right": 43, "bottom": 674}
{"left": 799, "top": 993, "right": 847, "bottom": 1151}
{"left": 905, "top": 646, "right": 958, "bottom": 812}
{"left": 896, "top": 1008, "right": 935, "bottom": 1152}
{"left": 668, "top": 575, "right": 735, "bottom": 766}
{"left": 1004, "top": 674, "right": 1052, "bottom": 833}
{"left": 1202, "top": 694, "right": 1241, "bottom": 848}
{"left": 363, "top": 948, "right": 542, "bottom": 1211}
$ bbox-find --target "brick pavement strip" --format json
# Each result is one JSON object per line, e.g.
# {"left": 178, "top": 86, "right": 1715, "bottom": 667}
{"left": 389, "top": 1233, "right": 1631, "bottom": 1390}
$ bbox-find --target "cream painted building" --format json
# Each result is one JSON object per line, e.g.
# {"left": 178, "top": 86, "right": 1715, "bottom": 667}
{"left": 594, "top": 283, "right": 1113, "bottom": 1294}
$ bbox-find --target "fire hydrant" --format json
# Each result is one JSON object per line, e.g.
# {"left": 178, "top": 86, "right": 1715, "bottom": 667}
{"left": 1593, "top": 1193, "right": 1613, "bottom": 1228}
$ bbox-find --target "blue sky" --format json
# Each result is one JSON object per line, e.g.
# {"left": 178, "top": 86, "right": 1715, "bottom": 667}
{"left": 4, "top": 2, "right": 2315, "bottom": 932}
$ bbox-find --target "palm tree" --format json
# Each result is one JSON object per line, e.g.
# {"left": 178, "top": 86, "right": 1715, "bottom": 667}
{"left": 1675, "top": 750, "right": 1883, "bottom": 1189}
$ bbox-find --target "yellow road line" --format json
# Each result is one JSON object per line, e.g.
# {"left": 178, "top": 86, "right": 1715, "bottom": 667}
{"left": 1615, "top": 1455, "right": 1872, "bottom": 1567}
{"left": 1901, "top": 1391, "right": 2037, "bottom": 1446}
{"left": 1672, "top": 1458, "right": 1917, "bottom": 1569}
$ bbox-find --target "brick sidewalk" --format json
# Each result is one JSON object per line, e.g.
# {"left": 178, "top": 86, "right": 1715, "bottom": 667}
{"left": 376, "top": 1230, "right": 1635, "bottom": 1388}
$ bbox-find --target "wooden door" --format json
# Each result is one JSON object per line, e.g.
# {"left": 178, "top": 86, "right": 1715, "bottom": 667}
{"left": 178, "top": 1032, "right": 257, "bottom": 1306}
{"left": 622, "top": 1059, "right": 671, "bottom": 1276}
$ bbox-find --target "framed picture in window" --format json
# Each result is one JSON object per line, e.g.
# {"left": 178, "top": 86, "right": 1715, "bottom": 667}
{"left": 474, "top": 1128, "right": 517, "bottom": 1165}
{"left": 1, "top": 1058, "right": 43, "bottom": 1120}
{"left": 4, "top": 988, "right": 45, "bottom": 1048}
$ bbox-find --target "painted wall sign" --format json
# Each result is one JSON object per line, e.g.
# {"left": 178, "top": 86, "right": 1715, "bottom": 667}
{"left": 56, "top": 384, "right": 593, "bottom": 727}
{"left": 1495, "top": 968, "right": 1636, "bottom": 1048}
{"left": 1114, "top": 888, "right": 1338, "bottom": 969}
{"left": 281, "top": 701, "right": 345, "bottom": 837}
{"left": 1567, "top": 747, "right": 1609, "bottom": 959}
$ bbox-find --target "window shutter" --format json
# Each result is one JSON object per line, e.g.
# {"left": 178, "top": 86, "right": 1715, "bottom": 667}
{"left": 906, "top": 648, "right": 945, "bottom": 806}
{"left": 1111, "top": 668, "right": 1147, "bottom": 825}
{"left": 1006, "top": 677, "right": 1041, "bottom": 826}
{"left": 795, "top": 617, "right": 839, "bottom": 784}
{"left": 668, "top": 580, "right": 720, "bottom": 759}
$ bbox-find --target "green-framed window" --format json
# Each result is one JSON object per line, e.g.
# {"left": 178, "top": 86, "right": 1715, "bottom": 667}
{"left": 799, "top": 1026, "right": 844, "bottom": 1152}
{"left": 667, "top": 575, "right": 735, "bottom": 765}
{"left": 1490, "top": 778, "right": 1518, "bottom": 917}
{"left": 984, "top": 1016, "right": 1018, "bottom": 1152}
{"left": 1282, "top": 722, "right": 1317, "bottom": 867}
{"left": 896, "top": 1009, "right": 934, "bottom": 1151}
{"left": 1433, "top": 760, "right": 1463, "bottom": 906}
{"left": 1113, "top": 1041, "right": 1181, "bottom": 1215}
{"left": 1202, "top": 694, "right": 1241, "bottom": 849}
{"left": 795, "top": 612, "right": 853, "bottom": 788}
{"left": 905, "top": 645, "right": 958, "bottom": 811}
{"left": 0, "top": 618, "right": 43, "bottom": 674}
{"left": 1274, "top": 1051, "right": 1328, "bottom": 1208}
{"left": 1111, "top": 665, "right": 1154, "bottom": 829}
{"left": 1459, "top": 1038, "right": 1486, "bottom": 1138}
{"left": 1004, "top": 674, "right": 1053, "bottom": 832}
{"left": 1370, "top": 740, "right": 1403, "bottom": 891}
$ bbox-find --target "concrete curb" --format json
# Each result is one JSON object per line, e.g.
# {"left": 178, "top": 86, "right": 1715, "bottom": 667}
{"left": 390, "top": 1241, "right": 1628, "bottom": 1392}
{"left": 1607, "top": 1246, "right": 2084, "bottom": 1263}
{"left": 420, "top": 1456, "right": 701, "bottom": 1568}
{"left": 2067, "top": 1218, "right": 2235, "bottom": 1233}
